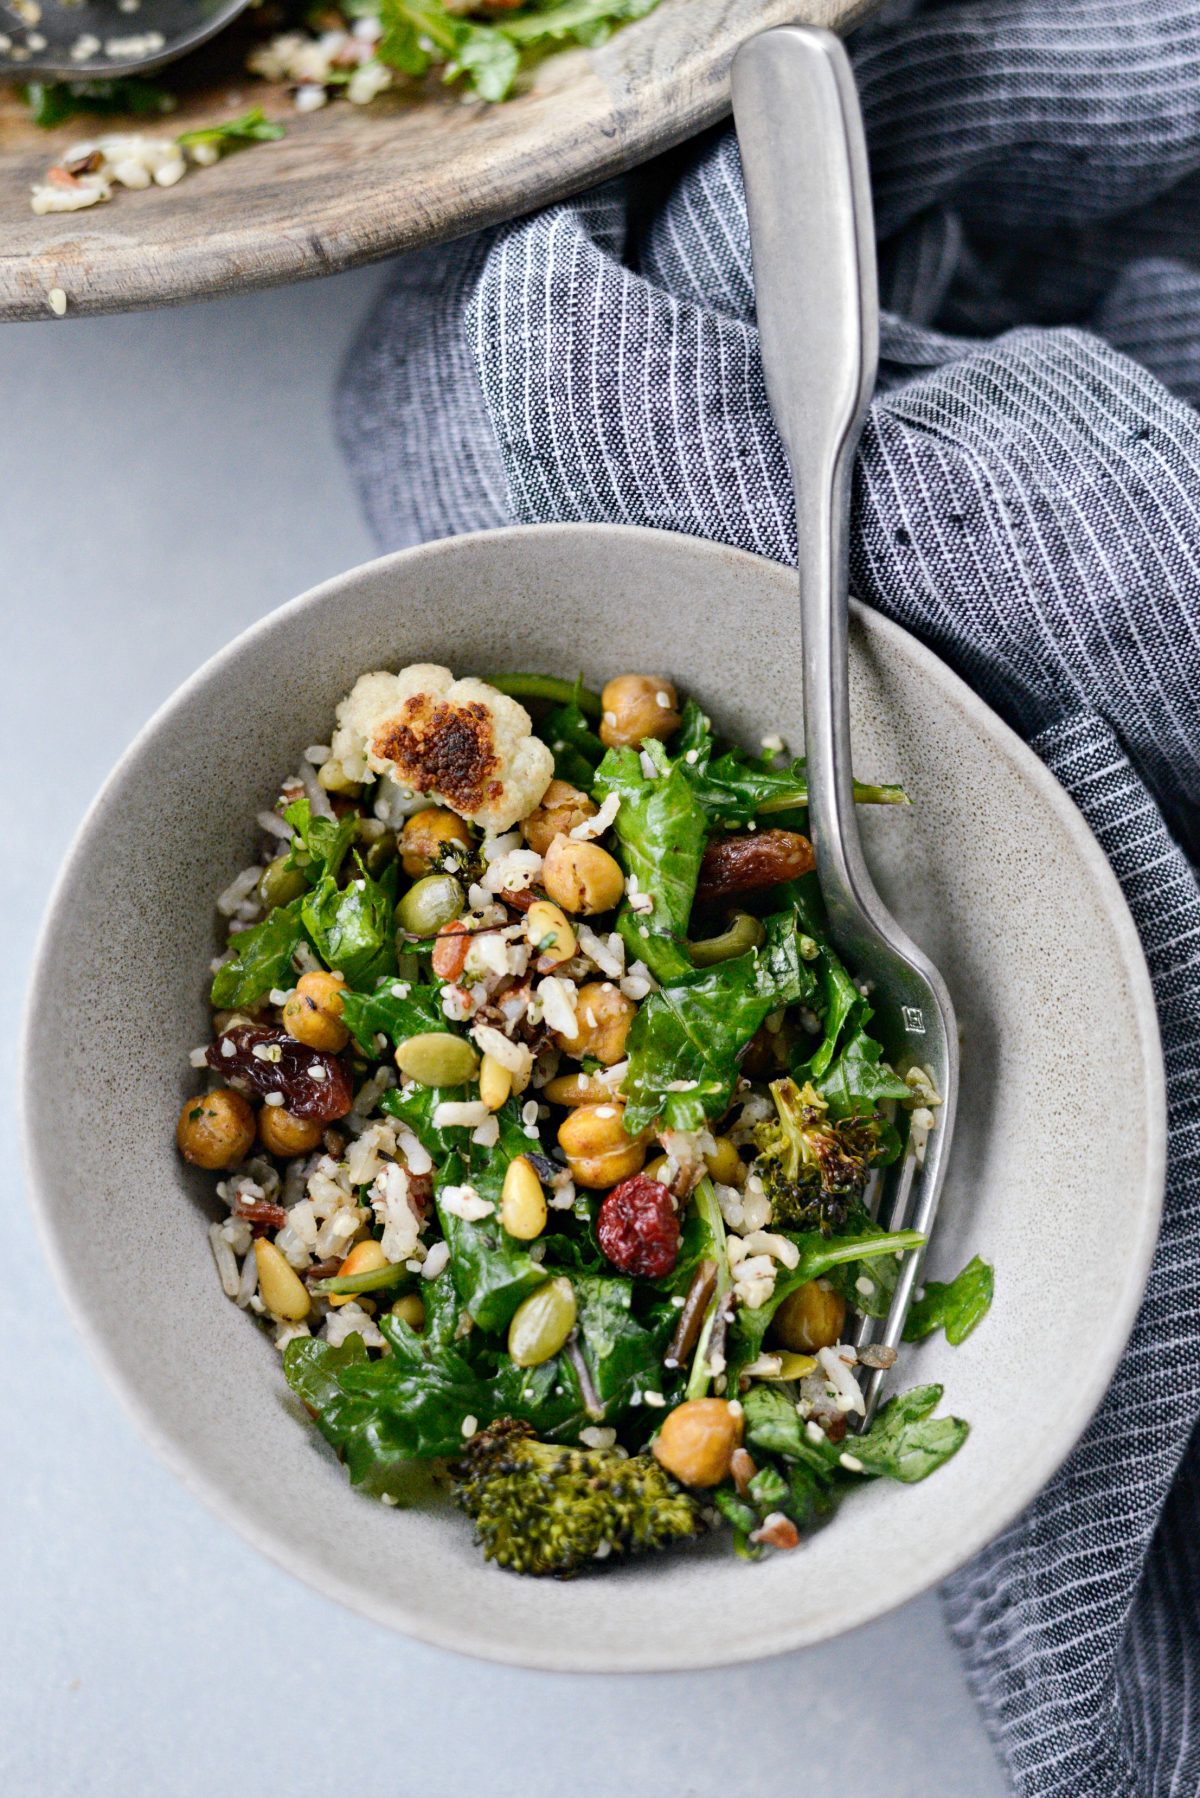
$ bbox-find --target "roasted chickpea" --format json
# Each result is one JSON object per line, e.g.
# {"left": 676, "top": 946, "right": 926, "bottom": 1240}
{"left": 282, "top": 970, "right": 349, "bottom": 1053}
{"left": 176, "top": 1089, "right": 255, "bottom": 1170}
{"left": 653, "top": 1398, "right": 743, "bottom": 1488}
{"left": 258, "top": 1104, "right": 325, "bottom": 1157}
{"left": 771, "top": 1278, "right": 846, "bottom": 1353}
{"left": 599, "top": 674, "right": 681, "bottom": 750}
{"left": 521, "top": 780, "right": 597, "bottom": 857}
{"left": 704, "top": 1135, "right": 746, "bottom": 1188}
{"left": 391, "top": 1292, "right": 426, "bottom": 1331}
{"left": 553, "top": 981, "right": 634, "bottom": 1066}
{"left": 543, "top": 1071, "right": 613, "bottom": 1107}
{"left": 542, "top": 835, "right": 624, "bottom": 916}
{"left": 557, "top": 1102, "right": 647, "bottom": 1189}
{"left": 399, "top": 806, "right": 472, "bottom": 878}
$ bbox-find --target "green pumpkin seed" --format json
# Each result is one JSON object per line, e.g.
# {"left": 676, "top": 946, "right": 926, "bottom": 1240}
{"left": 688, "top": 910, "right": 766, "bottom": 967}
{"left": 396, "top": 874, "right": 465, "bottom": 938}
{"left": 258, "top": 855, "right": 307, "bottom": 911}
{"left": 507, "top": 1276, "right": 576, "bottom": 1368}
{"left": 394, "top": 1031, "right": 479, "bottom": 1087}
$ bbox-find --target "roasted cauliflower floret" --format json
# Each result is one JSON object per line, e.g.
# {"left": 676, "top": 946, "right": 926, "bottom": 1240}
{"left": 327, "top": 664, "right": 554, "bottom": 833}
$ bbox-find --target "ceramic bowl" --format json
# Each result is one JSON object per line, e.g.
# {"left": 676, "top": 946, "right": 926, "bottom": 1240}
{"left": 22, "top": 524, "right": 1165, "bottom": 1670}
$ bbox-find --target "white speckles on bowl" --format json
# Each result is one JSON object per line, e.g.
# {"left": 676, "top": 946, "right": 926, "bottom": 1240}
{"left": 21, "top": 525, "right": 1165, "bottom": 1670}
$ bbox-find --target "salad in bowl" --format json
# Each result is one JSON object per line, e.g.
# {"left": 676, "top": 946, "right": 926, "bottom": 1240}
{"left": 177, "top": 659, "right": 992, "bottom": 1577}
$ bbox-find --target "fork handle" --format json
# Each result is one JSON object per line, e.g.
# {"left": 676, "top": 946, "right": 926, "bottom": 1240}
{"left": 731, "top": 25, "right": 879, "bottom": 947}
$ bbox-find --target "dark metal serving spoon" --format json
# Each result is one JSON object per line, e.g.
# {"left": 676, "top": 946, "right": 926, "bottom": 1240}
{"left": 0, "top": 0, "right": 249, "bottom": 82}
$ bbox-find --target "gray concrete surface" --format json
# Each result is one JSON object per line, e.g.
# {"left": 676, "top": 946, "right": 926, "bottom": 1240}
{"left": 1, "top": 269, "right": 1008, "bottom": 1798}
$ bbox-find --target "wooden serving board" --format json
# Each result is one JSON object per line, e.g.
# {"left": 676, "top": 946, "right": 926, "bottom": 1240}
{"left": 0, "top": 0, "right": 878, "bottom": 321}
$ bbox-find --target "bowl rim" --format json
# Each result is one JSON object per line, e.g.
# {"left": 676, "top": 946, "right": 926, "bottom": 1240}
{"left": 20, "top": 523, "right": 1168, "bottom": 1670}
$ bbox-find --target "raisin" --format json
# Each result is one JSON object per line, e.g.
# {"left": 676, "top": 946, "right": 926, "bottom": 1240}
{"left": 205, "top": 1025, "right": 352, "bottom": 1121}
{"left": 499, "top": 886, "right": 543, "bottom": 914}
{"left": 232, "top": 1195, "right": 288, "bottom": 1235}
{"left": 695, "top": 829, "right": 815, "bottom": 903}
{"left": 597, "top": 1174, "right": 681, "bottom": 1279}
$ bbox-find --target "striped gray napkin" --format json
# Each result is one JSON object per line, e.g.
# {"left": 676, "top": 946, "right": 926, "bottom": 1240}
{"left": 337, "top": 2, "right": 1200, "bottom": 1789}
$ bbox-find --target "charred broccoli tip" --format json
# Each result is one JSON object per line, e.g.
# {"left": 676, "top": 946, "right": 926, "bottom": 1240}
{"left": 449, "top": 1418, "right": 705, "bottom": 1577}
{"left": 752, "top": 1076, "right": 885, "bottom": 1234}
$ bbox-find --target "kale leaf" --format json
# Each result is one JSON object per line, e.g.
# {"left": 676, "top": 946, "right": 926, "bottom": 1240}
{"left": 340, "top": 979, "right": 449, "bottom": 1057}
{"left": 725, "top": 1225, "right": 925, "bottom": 1384}
{"left": 621, "top": 905, "right": 816, "bottom": 1132}
{"left": 742, "top": 1380, "right": 967, "bottom": 1490}
{"left": 176, "top": 108, "right": 285, "bottom": 149}
{"left": 281, "top": 798, "right": 358, "bottom": 887}
{"left": 436, "top": 1109, "right": 549, "bottom": 1330}
{"left": 594, "top": 739, "right": 707, "bottom": 982}
{"left": 301, "top": 866, "right": 398, "bottom": 990}
{"left": 283, "top": 1261, "right": 672, "bottom": 1471}
{"left": 377, "top": 0, "right": 660, "bottom": 103}
{"left": 22, "top": 76, "right": 175, "bottom": 129}
{"left": 209, "top": 901, "right": 306, "bottom": 1009}
{"left": 674, "top": 698, "right": 906, "bottom": 824}
{"left": 905, "top": 1255, "right": 994, "bottom": 1345}
{"left": 542, "top": 698, "right": 605, "bottom": 790}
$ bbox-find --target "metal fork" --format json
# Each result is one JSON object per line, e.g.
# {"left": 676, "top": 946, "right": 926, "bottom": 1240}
{"left": 731, "top": 24, "right": 959, "bottom": 1425}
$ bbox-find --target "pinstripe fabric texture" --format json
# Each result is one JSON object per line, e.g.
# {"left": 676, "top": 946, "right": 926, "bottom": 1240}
{"left": 337, "top": 3, "right": 1200, "bottom": 1788}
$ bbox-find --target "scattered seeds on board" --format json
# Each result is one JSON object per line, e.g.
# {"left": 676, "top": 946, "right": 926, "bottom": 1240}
{"left": 47, "top": 287, "right": 67, "bottom": 317}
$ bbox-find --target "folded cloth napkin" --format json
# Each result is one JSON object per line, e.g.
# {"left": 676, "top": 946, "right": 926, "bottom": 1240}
{"left": 337, "top": 2, "right": 1200, "bottom": 1789}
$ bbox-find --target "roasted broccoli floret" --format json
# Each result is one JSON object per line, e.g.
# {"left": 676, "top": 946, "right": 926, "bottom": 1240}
{"left": 449, "top": 1418, "right": 705, "bottom": 1577}
{"left": 752, "top": 1077, "right": 886, "bottom": 1233}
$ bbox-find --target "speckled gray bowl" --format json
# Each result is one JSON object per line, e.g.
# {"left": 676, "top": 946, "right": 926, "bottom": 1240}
{"left": 22, "top": 524, "right": 1165, "bottom": 1670}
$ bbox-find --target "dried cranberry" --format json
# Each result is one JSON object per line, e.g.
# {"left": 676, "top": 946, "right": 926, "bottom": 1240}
{"left": 597, "top": 1175, "right": 680, "bottom": 1279}
{"left": 206, "top": 1025, "right": 352, "bottom": 1121}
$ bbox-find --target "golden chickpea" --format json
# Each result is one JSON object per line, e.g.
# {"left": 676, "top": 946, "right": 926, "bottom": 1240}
{"left": 704, "top": 1135, "right": 746, "bottom": 1188}
{"left": 282, "top": 970, "right": 349, "bottom": 1053}
{"left": 543, "top": 1071, "right": 613, "bottom": 1107}
{"left": 176, "top": 1089, "right": 255, "bottom": 1170}
{"left": 771, "top": 1278, "right": 846, "bottom": 1353}
{"left": 542, "top": 835, "right": 625, "bottom": 916}
{"left": 599, "top": 675, "right": 681, "bottom": 750}
{"left": 258, "top": 1104, "right": 325, "bottom": 1158}
{"left": 522, "top": 780, "right": 597, "bottom": 857}
{"left": 652, "top": 1398, "right": 743, "bottom": 1488}
{"left": 399, "top": 806, "right": 472, "bottom": 878}
{"left": 553, "top": 981, "right": 634, "bottom": 1066}
{"left": 557, "top": 1102, "right": 647, "bottom": 1189}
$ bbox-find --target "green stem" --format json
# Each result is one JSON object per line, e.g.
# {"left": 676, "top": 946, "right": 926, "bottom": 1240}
{"left": 490, "top": 673, "right": 603, "bottom": 716}
{"left": 756, "top": 781, "right": 909, "bottom": 814}
{"left": 685, "top": 1177, "right": 732, "bottom": 1401}
{"left": 312, "top": 1261, "right": 408, "bottom": 1298}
